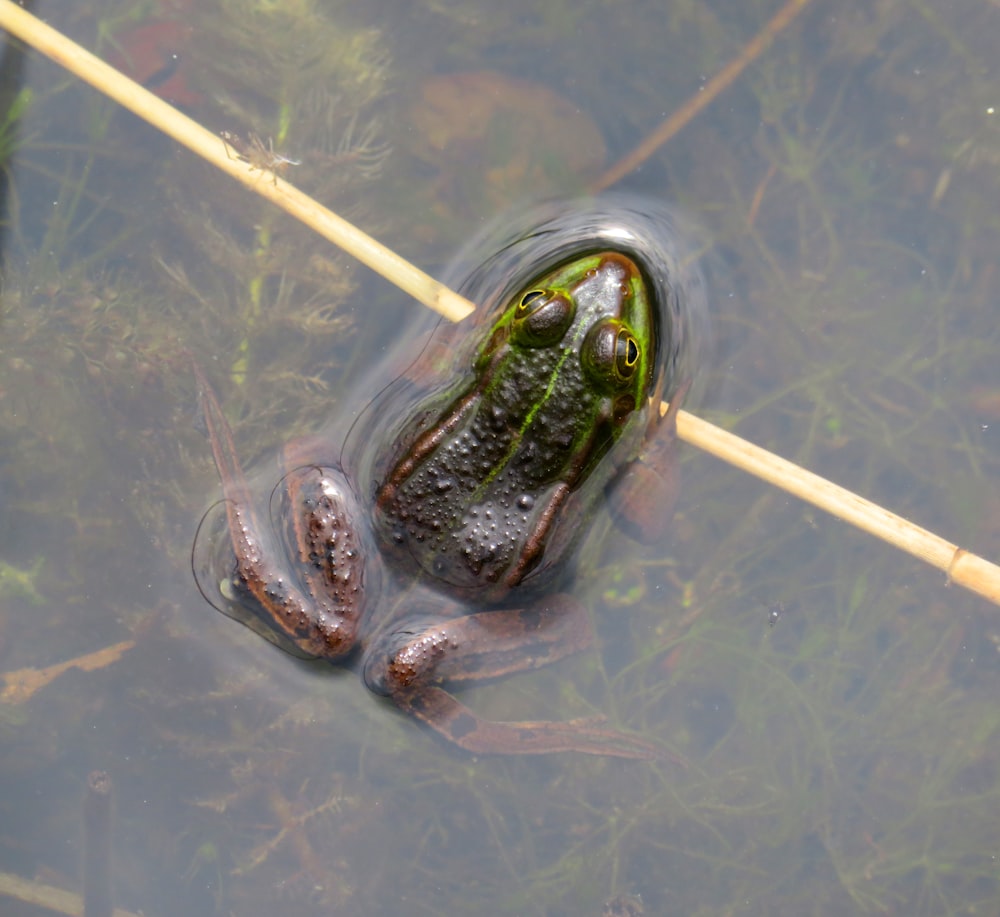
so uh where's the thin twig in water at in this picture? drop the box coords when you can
[589,0,814,192]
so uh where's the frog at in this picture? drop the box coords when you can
[194,201,701,759]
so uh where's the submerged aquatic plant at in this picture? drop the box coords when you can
[141,0,393,440]
[0,3,396,909]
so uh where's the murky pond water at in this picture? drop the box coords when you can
[1,1,998,915]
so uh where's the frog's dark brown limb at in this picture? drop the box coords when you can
[195,367,364,659]
[375,593,592,687]
[366,594,659,758]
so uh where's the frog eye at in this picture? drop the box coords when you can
[581,319,642,392]
[517,289,547,312]
[511,290,575,347]
[616,331,640,376]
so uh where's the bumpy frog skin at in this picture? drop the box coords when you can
[195,200,703,759]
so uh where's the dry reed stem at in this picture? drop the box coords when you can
[0,1,471,322]
[673,407,1000,605]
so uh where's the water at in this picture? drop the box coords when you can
[0,1,998,914]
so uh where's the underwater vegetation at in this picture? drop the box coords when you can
[0,0,998,915]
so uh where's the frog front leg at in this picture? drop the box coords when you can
[195,368,367,659]
[607,378,691,543]
[362,594,662,759]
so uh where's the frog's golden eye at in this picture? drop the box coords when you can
[517,289,547,313]
[581,319,642,392]
[512,291,575,347]
[616,331,640,377]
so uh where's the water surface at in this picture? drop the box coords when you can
[0,1,998,914]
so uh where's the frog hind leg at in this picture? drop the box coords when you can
[363,594,661,759]
[194,365,362,660]
[397,686,662,759]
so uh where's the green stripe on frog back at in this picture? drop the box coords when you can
[471,312,588,498]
